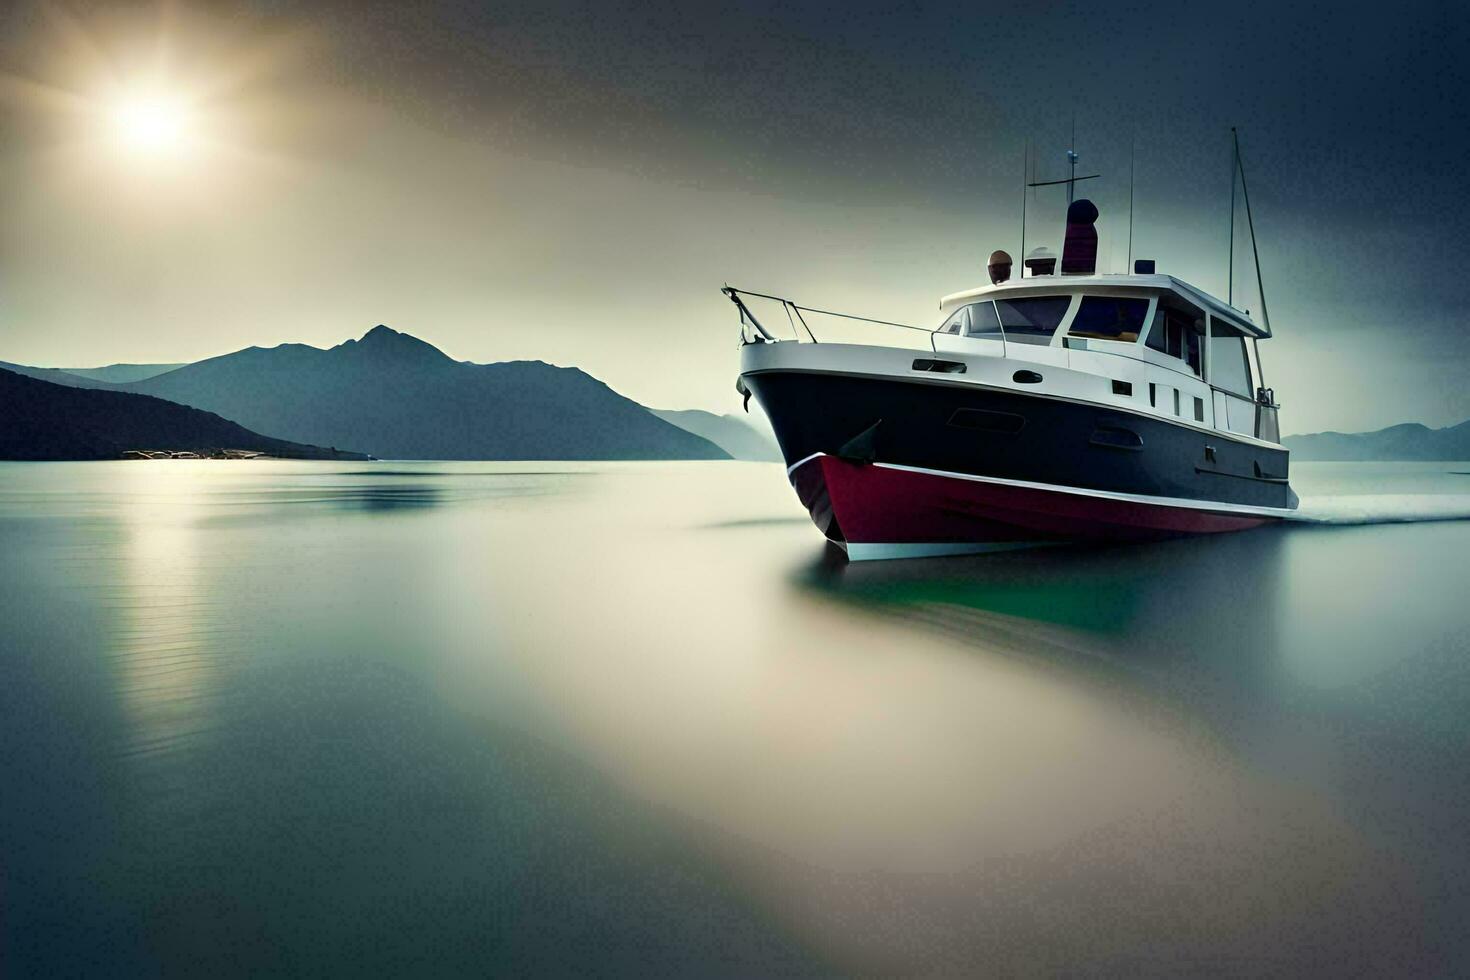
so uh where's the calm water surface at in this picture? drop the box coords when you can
[3,460,1470,975]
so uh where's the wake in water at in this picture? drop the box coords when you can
[1290,495,1470,525]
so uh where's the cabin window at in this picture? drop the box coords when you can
[1145,302,1204,375]
[965,301,1004,337]
[1069,296,1149,342]
[994,296,1071,346]
[938,306,969,335]
[1194,396,1205,422]
[1208,326,1253,397]
[1145,312,1167,353]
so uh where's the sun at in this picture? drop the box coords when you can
[108,92,194,156]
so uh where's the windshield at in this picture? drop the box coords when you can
[1069,296,1149,342]
[994,296,1072,346]
[966,302,1003,337]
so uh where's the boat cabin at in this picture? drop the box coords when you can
[932,274,1279,443]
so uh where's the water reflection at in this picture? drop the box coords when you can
[309,484,444,511]
[792,530,1308,808]
[799,528,1287,662]
[111,467,226,765]
[340,469,597,477]
[795,520,1467,750]
[795,519,1470,887]
[703,516,814,529]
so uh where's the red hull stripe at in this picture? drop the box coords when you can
[793,454,1284,546]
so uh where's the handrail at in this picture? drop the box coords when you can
[722,288,777,343]
[722,286,935,347]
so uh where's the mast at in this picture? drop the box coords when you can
[1228,130,1237,306]
[1233,127,1271,387]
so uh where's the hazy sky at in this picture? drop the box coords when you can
[1,0,1466,434]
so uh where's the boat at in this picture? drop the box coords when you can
[727,135,1298,561]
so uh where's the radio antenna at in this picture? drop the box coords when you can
[1126,134,1136,271]
[1066,113,1079,205]
[1227,130,1237,305]
[1020,139,1029,277]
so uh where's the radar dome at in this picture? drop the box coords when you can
[987,250,1013,284]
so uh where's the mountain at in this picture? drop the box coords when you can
[90,326,727,461]
[1285,420,1470,460]
[0,368,370,461]
[651,409,782,462]
[61,362,186,383]
[0,360,118,390]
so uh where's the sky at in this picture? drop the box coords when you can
[1,0,1467,434]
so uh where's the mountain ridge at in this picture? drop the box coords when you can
[25,325,730,461]
[60,362,186,384]
[0,367,370,461]
[1285,419,1470,460]
[650,409,782,462]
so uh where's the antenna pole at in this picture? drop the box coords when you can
[1127,134,1135,272]
[1235,128,1271,388]
[1020,139,1029,278]
[1228,128,1237,306]
[1235,128,1270,335]
[1067,113,1078,205]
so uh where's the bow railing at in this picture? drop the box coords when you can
[722,286,939,351]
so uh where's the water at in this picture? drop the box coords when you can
[3,460,1470,975]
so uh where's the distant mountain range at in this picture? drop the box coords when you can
[1285,421,1470,461]
[2,327,735,461]
[650,409,782,462]
[0,367,369,461]
[0,360,120,390]
[60,362,186,383]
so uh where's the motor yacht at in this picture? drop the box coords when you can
[727,159,1297,560]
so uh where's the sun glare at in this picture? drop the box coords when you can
[109,93,193,156]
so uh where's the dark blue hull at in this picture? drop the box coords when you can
[744,370,1294,511]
